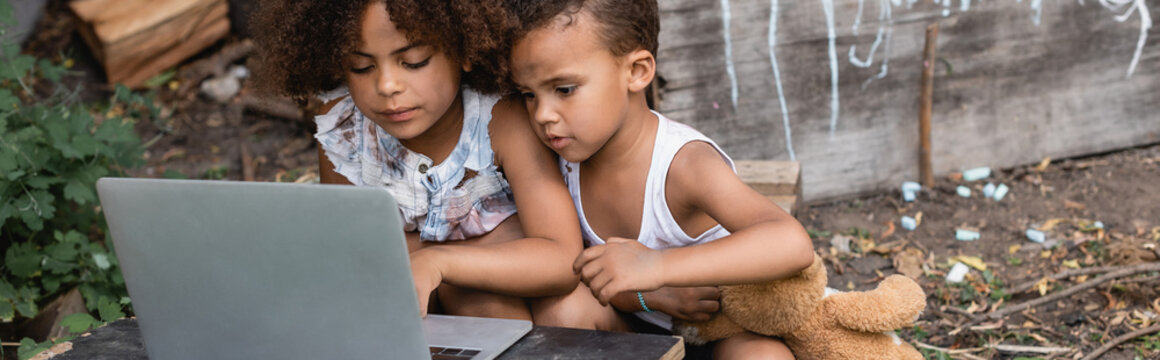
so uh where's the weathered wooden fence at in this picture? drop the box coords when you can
[655,0,1159,201]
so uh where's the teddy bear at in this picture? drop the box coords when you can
[673,254,927,360]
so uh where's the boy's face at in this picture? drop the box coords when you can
[511,14,633,163]
[345,2,464,142]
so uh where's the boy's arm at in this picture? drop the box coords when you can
[410,97,582,298]
[576,141,813,303]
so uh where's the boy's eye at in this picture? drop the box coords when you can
[403,57,432,69]
[556,86,577,95]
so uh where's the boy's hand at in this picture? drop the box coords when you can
[649,286,721,322]
[409,249,445,318]
[573,237,664,305]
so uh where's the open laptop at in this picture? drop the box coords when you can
[96,178,532,360]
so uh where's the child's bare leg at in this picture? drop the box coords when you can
[436,284,532,320]
[530,282,631,331]
[713,332,795,360]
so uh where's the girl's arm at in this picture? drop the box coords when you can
[410,97,583,298]
[318,144,354,185]
[317,98,354,185]
[575,141,814,304]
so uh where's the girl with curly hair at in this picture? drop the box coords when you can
[252,0,581,321]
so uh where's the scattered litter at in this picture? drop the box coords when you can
[1026,229,1046,243]
[946,262,970,283]
[830,234,854,254]
[955,229,981,241]
[200,75,240,103]
[983,182,996,198]
[956,186,971,198]
[1093,221,1104,229]
[229,64,250,79]
[962,167,992,181]
[901,181,922,193]
[901,181,921,202]
[993,183,1009,201]
[901,216,918,231]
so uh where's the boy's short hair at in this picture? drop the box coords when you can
[507,0,659,57]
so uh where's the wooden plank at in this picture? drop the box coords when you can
[69,0,218,43]
[69,0,229,86]
[497,326,684,359]
[767,195,799,217]
[106,4,230,86]
[656,0,1160,201]
[735,160,800,196]
[735,160,801,215]
[39,319,685,360]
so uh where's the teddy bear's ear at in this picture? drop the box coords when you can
[721,255,827,336]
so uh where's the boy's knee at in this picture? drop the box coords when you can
[530,295,599,329]
[713,333,795,360]
[530,289,628,331]
[438,285,531,321]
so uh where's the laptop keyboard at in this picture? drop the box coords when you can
[429,346,482,360]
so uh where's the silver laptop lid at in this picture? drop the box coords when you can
[97,178,429,360]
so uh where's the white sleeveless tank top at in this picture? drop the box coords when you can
[559,112,736,330]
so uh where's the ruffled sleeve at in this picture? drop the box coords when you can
[313,94,366,186]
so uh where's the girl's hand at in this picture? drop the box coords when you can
[409,249,445,317]
[648,286,721,322]
[573,237,664,305]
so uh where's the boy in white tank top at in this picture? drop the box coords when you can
[506,0,815,358]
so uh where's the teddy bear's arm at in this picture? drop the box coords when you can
[824,275,926,333]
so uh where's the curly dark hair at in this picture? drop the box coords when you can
[505,0,659,58]
[251,0,516,101]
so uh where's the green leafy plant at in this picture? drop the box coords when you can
[0,0,154,347]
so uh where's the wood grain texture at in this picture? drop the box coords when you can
[69,0,229,86]
[656,0,1160,201]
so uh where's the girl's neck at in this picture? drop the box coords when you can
[583,99,658,173]
[398,92,465,165]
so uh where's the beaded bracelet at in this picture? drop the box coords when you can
[637,292,653,312]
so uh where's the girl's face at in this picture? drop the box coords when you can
[345,2,464,143]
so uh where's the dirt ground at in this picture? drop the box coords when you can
[11,2,1160,359]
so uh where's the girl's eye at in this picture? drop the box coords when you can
[403,57,431,69]
[521,92,536,100]
[556,86,577,96]
[350,65,373,74]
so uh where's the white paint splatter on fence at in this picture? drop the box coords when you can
[721,0,739,111]
[749,0,1150,152]
[1099,0,1153,78]
[770,0,796,160]
[822,0,841,137]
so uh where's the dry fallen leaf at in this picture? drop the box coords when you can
[1034,156,1052,172]
[880,221,896,239]
[1009,244,1022,254]
[1061,260,1080,269]
[1039,218,1069,232]
[1064,200,1086,210]
[1036,278,1051,296]
[893,248,926,280]
[951,256,987,271]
